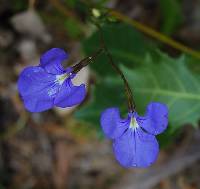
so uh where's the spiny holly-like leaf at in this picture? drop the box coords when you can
[82,23,154,76]
[122,52,200,129]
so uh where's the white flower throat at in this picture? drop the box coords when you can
[129,117,139,130]
[56,73,69,85]
[47,73,69,97]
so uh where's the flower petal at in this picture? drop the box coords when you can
[18,66,60,112]
[113,128,159,168]
[54,79,86,108]
[100,108,129,139]
[40,48,68,74]
[113,130,135,168]
[137,102,168,135]
[134,128,159,167]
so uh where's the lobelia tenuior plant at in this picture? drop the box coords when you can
[18,25,168,168]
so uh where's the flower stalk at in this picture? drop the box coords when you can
[72,47,104,74]
[95,23,136,112]
[72,22,136,112]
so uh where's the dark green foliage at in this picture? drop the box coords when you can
[159,0,183,35]
[82,23,154,76]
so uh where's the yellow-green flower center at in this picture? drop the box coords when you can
[129,117,139,130]
[56,73,68,85]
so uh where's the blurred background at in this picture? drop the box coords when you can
[0,0,200,188]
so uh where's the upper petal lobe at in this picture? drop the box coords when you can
[100,108,129,139]
[40,48,68,74]
[137,102,168,135]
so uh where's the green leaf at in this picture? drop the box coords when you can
[64,0,77,7]
[75,82,126,127]
[122,52,200,129]
[159,0,183,35]
[64,18,82,39]
[82,23,154,76]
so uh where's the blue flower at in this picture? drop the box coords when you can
[100,102,168,168]
[18,48,86,112]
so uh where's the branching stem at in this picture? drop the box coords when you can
[71,25,136,112]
